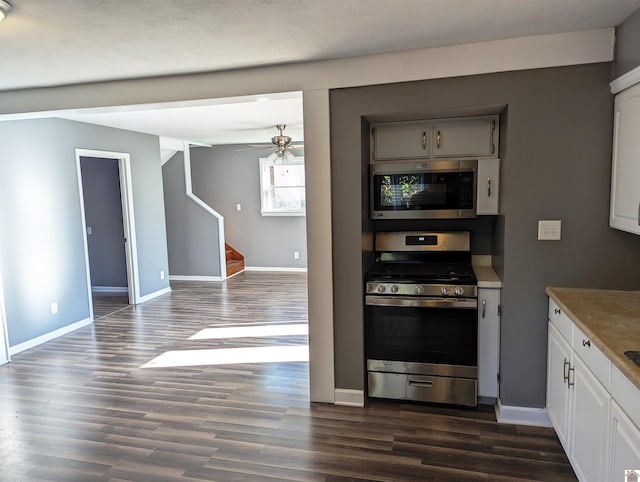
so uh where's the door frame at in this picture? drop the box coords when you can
[0,269,10,365]
[76,149,140,306]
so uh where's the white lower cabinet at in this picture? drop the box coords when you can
[547,323,572,447]
[608,401,640,481]
[547,297,640,482]
[570,355,610,482]
[477,288,500,398]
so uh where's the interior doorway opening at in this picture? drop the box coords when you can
[76,149,140,319]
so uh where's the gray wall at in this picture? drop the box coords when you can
[190,145,307,269]
[614,7,640,78]
[162,151,222,277]
[329,63,640,407]
[0,117,169,346]
[80,157,128,289]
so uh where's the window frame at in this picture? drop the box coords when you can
[259,156,306,216]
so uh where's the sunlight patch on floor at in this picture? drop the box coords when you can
[190,323,308,340]
[141,345,309,368]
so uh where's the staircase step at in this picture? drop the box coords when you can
[226,259,245,277]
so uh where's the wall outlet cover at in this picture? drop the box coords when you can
[50,302,58,315]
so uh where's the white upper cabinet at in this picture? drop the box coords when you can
[432,115,498,159]
[476,158,500,215]
[371,115,500,162]
[372,121,431,161]
[610,80,640,235]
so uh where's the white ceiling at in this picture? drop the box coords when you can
[1,0,639,144]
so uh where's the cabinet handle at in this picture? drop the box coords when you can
[582,339,591,348]
[436,130,441,149]
[563,358,570,383]
[482,299,486,318]
[567,365,575,389]
[554,308,561,315]
[372,127,377,158]
[637,200,639,226]
[491,119,496,155]
[422,131,427,150]
[487,178,492,197]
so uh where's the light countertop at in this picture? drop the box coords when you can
[472,256,502,288]
[546,287,640,390]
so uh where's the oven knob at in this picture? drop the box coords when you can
[415,285,424,295]
[390,284,399,293]
[454,286,465,296]
[441,287,450,296]
[377,284,386,293]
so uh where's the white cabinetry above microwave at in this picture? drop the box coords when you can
[610,71,640,236]
[371,115,499,162]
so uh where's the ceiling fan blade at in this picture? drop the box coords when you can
[290,144,304,150]
[236,144,273,152]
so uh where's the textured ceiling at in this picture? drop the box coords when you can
[1,0,639,91]
[1,0,639,144]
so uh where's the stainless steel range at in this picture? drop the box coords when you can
[365,231,478,407]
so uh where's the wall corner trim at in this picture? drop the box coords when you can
[334,389,365,407]
[137,286,172,304]
[495,399,553,427]
[8,316,93,356]
[244,266,308,272]
[610,64,640,94]
[168,275,223,282]
[91,286,129,294]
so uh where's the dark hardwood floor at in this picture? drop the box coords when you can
[0,272,576,481]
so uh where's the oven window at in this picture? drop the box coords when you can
[365,305,477,366]
[373,172,474,211]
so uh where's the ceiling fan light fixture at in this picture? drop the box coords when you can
[0,0,11,22]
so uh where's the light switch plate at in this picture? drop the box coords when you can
[236,203,242,211]
[538,220,562,240]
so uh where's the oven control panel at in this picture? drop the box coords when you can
[366,282,477,298]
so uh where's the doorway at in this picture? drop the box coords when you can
[76,149,140,314]
[0,270,10,365]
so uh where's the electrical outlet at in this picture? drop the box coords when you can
[87,226,92,235]
[50,302,58,315]
[538,220,562,241]
[160,270,165,280]
[236,203,242,211]
[294,251,300,260]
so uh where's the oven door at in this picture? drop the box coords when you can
[365,296,477,367]
[370,160,477,219]
[365,295,478,406]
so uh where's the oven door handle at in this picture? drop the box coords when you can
[365,295,477,309]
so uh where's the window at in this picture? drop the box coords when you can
[259,156,305,216]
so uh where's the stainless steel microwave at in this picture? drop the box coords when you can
[370,159,477,219]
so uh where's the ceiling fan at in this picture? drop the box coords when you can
[238,124,304,162]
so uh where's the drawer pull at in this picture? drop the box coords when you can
[409,380,433,389]
[582,339,591,348]
[554,308,561,315]
[567,366,575,389]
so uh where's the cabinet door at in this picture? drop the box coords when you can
[476,159,500,215]
[570,356,610,482]
[478,288,500,398]
[608,401,640,482]
[372,122,430,160]
[433,116,497,158]
[547,322,572,449]
[610,83,640,235]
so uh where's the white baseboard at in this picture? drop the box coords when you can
[245,266,308,272]
[334,389,365,407]
[169,275,224,282]
[9,316,93,356]
[92,286,128,294]
[137,286,172,304]
[495,399,552,427]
